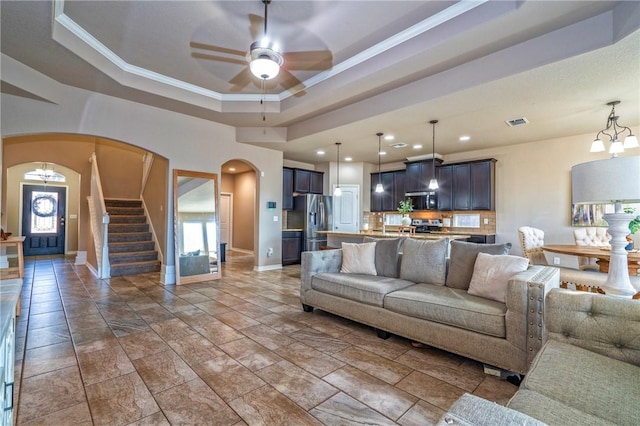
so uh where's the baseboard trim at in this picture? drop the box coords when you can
[161,264,176,285]
[74,251,87,265]
[253,264,282,272]
[231,248,254,255]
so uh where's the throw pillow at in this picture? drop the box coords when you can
[340,242,378,275]
[400,238,448,285]
[467,252,529,303]
[363,237,403,278]
[446,241,513,290]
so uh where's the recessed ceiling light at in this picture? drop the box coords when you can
[316,150,325,155]
[379,151,386,156]
[413,144,422,149]
[459,135,471,142]
[384,135,395,140]
[344,157,352,162]
[229,167,236,171]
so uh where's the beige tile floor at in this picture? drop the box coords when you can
[13,251,517,425]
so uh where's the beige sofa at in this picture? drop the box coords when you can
[300,238,561,374]
[438,288,640,425]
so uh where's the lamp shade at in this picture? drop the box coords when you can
[250,57,280,80]
[571,156,640,204]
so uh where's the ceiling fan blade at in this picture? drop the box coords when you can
[279,69,306,97]
[229,67,253,92]
[283,50,333,71]
[248,13,264,40]
[190,41,246,58]
[192,52,247,66]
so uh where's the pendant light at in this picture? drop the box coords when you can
[428,120,439,190]
[374,132,384,193]
[334,142,342,197]
[590,101,639,156]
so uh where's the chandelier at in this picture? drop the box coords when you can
[37,163,55,184]
[590,101,639,156]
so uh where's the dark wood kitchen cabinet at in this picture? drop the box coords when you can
[370,170,405,212]
[404,160,441,194]
[437,159,495,211]
[437,165,453,211]
[283,167,294,210]
[293,169,323,194]
[282,230,303,265]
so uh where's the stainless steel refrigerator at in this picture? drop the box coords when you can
[289,194,333,251]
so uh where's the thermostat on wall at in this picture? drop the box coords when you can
[267,201,276,209]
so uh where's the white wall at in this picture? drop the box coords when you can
[1,62,284,282]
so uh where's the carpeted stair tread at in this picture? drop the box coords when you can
[104,199,143,208]
[110,260,161,277]
[109,215,147,224]
[109,250,157,264]
[106,207,145,216]
[108,241,155,253]
[109,223,149,233]
[108,232,152,243]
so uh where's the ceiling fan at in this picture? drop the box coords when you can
[191,0,332,94]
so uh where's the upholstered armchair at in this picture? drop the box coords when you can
[518,226,548,265]
[573,227,611,271]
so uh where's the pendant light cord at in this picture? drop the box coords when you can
[377,132,383,185]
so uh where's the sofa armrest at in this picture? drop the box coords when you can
[545,288,640,367]
[300,249,342,301]
[505,265,560,366]
[436,393,546,426]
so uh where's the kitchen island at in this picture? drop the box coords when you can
[316,230,471,249]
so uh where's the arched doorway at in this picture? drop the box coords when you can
[6,162,81,258]
[220,159,257,270]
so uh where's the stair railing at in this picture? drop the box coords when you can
[88,153,110,278]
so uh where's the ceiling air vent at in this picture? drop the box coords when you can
[390,142,408,148]
[505,117,529,127]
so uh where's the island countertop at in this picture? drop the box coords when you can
[316,231,471,240]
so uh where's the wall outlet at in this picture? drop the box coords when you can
[483,217,489,225]
[273,215,279,222]
[553,257,560,265]
[267,247,273,257]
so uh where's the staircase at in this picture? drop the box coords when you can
[105,199,161,277]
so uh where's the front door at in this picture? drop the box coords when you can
[22,185,66,256]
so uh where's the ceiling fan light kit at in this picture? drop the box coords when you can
[248,41,284,80]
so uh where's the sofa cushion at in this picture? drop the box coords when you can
[437,393,547,426]
[363,237,403,278]
[467,253,529,303]
[311,272,415,307]
[446,241,513,290]
[508,390,611,426]
[384,284,507,337]
[340,242,377,275]
[399,238,448,285]
[510,339,640,425]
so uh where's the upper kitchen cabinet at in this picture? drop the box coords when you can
[293,169,324,194]
[438,159,496,211]
[404,160,442,194]
[437,165,453,211]
[283,167,294,210]
[470,160,495,210]
[370,170,405,212]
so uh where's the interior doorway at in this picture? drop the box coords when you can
[221,159,257,270]
[220,193,232,252]
[332,184,360,234]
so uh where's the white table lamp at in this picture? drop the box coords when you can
[572,156,640,297]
